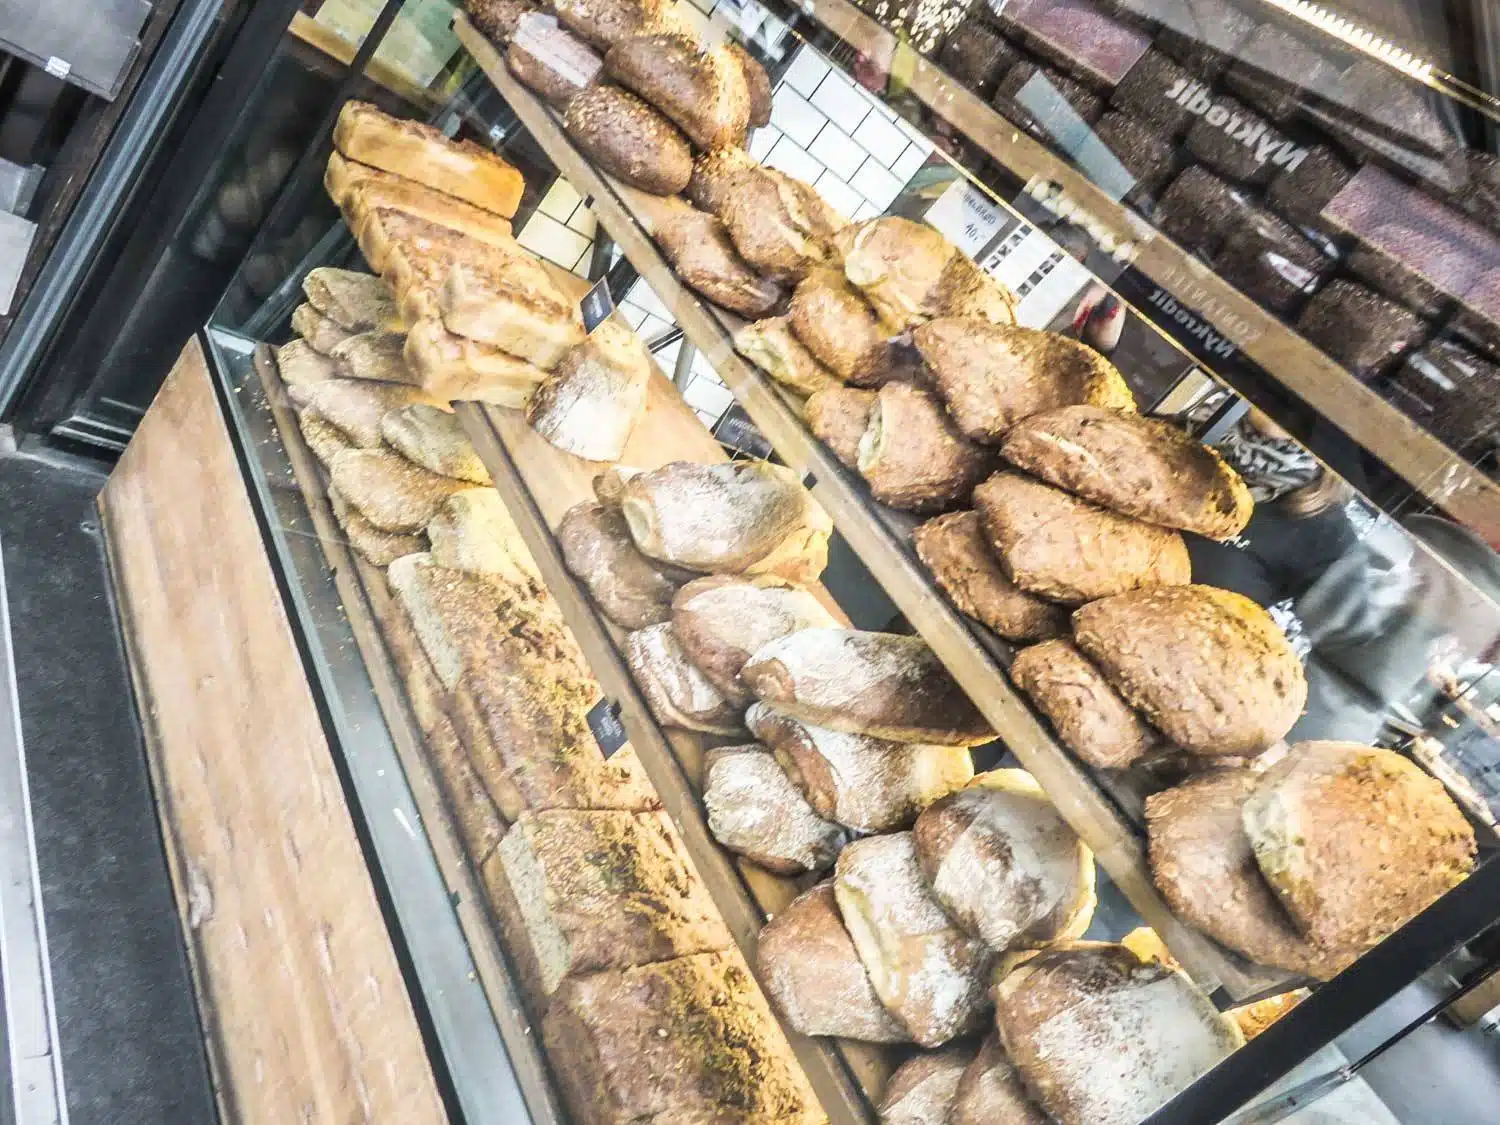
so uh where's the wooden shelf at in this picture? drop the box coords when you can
[455,12,1292,1005]
[797,0,1500,546]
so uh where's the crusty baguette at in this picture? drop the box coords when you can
[742,628,994,746]
[287,377,443,448]
[756,881,908,1042]
[563,85,693,195]
[974,471,1191,604]
[655,203,784,318]
[333,100,523,217]
[276,337,339,386]
[702,745,845,875]
[298,411,352,468]
[526,320,651,463]
[625,623,744,735]
[1001,405,1254,540]
[1009,638,1158,769]
[303,266,400,332]
[734,316,840,396]
[720,165,844,283]
[558,500,688,628]
[805,385,877,470]
[951,1034,1049,1125]
[879,1046,974,1125]
[402,317,545,405]
[604,34,750,151]
[857,382,995,513]
[327,482,427,566]
[1072,585,1307,756]
[426,489,542,587]
[291,303,354,355]
[329,330,410,384]
[507,12,602,107]
[913,510,1066,641]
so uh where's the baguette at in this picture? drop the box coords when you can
[328,151,515,244]
[558,500,688,628]
[951,1034,1049,1125]
[329,448,470,534]
[291,303,354,354]
[526,320,651,462]
[298,411,352,468]
[1009,639,1158,769]
[287,377,443,448]
[275,338,338,387]
[655,204,784,318]
[303,266,400,332]
[879,1047,973,1125]
[426,489,543,587]
[327,483,428,566]
[856,382,995,513]
[805,385,876,470]
[604,34,751,151]
[742,628,993,745]
[329,330,410,384]
[403,317,546,406]
[702,745,846,874]
[563,85,693,195]
[381,404,491,483]
[626,623,744,735]
[720,165,844,283]
[507,12,603,107]
[734,317,840,396]
[913,511,1066,641]
[333,100,523,217]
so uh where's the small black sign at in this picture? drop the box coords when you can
[713,403,774,459]
[581,276,615,334]
[586,697,628,757]
[801,469,817,491]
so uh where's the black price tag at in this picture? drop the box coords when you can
[713,403,774,459]
[801,469,817,491]
[581,276,614,334]
[587,697,628,757]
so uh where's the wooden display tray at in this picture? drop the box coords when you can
[454,13,1293,1005]
[797,0,1500,546]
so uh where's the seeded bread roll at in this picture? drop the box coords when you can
[328,330,410,385]
[1147,770,1353,980]
[671,576,838,706]
[734,316,840,396]
[563,85,693,195]
[721,166,845,283]
[1009,639,1157,769]
[329,448,471,534]
[914,319,1137,443]
[838,217,955,331]
[277,338,339,386]
[951,1034,1049,1125]
[655,204,784,317]
[303,266,400,332]
[467,0,533,42]
[558,500,689,628]
[914,770,1096,951]
[857,382,996,513]
[1243,742,1476,956]
[380,404,493,483]
[742,628,993,746]
[551,0,667,50]
[728,42,772,126]
[756,881,909,1042]
[788,268,907,386]
[327,483,427,566]
[835,832,995,1046]
[605,34,750,150]
[994,943,1243,1125]
[292,303,354,354]
[931,252,1020,325]
[526,321,651,463]
[403,318,546,406]
[507,12,603,107]
[299,411,352,468]
[805,385,877,470]
[974,472,1192,604]
[1001,406,1254,540]
[747,703,974,832]
[1072,585,1307,757]
[913,511,1066,641]
[626,622,744,734]
[878,1046,974,1125]
[702,745,846,874]
[427,489,542,586]
[685,146,755,215]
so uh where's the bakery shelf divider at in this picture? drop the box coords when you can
[793,0,1500,545]
[454,12,1291,1006]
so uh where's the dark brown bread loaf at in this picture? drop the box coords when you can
[468,0,533,42]
[1010,639,1157,769]
[1072,584,1307,756]
[727,42,772,126]
[507,13,602,106]
[563,85,692,194]
[878,1046,974,1125]
[557,500,688,628]
[951,1034,1049,1125]
[789,268,916,387]
[857,382,996,513]
[913,511,1066,641]
[604,34,750,150]
[685,146,755,215]
[805,385,877,470]
[551,0,667,49]
[655,204,784,318]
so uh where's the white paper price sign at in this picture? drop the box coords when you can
[922,179,1004,259]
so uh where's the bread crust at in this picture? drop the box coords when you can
[734,316,840,396]
[805,385,876,470]
[702,746,845,874]
[564,85,693,194]
[914,511,1066,641]
[951,1034,1049,1125]
[878,1046,974,1125]
[558,500,686,628]
[299,412,352,469]
[333,152,515,251]
[604,34,751,150]
[426,489,543,586]
[402,317,546,403]
[656,205,784,317]
[857,382,996,513]
[1009,638,1157,768]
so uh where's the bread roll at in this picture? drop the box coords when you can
[756,881,908,1042]
[1243,742,1476,956]
[299,412,352,468]
[805,385,876,470]
[728,43,772,126]
[526,321,651,462]
[913,511,1066,641]
[303,266,399,332]
[380,404,492,483]
[626,623,743,734]
[440,243,586,369]
[878,1046,974,1125]
[563,85,693,195]
[858,382,995,512]
[655,204,783,317]
[489,808,732,1003]
[291,303,353,354]
[604,34,750,150]
[671,576,837,705]
[734,316,840,396]
[508,12,603,106]
[1072,585,1307,756]
[974,472,1191,604]
[789,269,914,387]
[333,100,523,217]
[543,951,823,1125]
[721,166,844,282]
[994,944,1243,1125]
[742,628,993,746]
[467,0,532,42]
[951,1034,1049,1125]
[331,152,515,245]
[914,320,1136,444]
[913,770,1096,951]
[1001,406,1253,540]
[329,330,410,384]
[330,448,470,534]
[839,217,956,331]
[327,483,427,566]
[427,489,543,587]
[1009,639,1157,769]
[747,703,973,832]
[552,0,667,49]
[1147,770,1352,979]
[932,251,1020,324]
[618,459,830,579]
[702,745,846,874]
[403,317,545,406]
[276,338,338,386]
[558,500,688,628]
[685,146,755,215]
[834,833,995,1046]
[288,377,442,448]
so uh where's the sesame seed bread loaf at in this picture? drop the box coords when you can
[558,500,690,628]
[950,1034,1049,1125]
[720,165,845,283]
[702,745,846,875]
[526,320,652,463]
[789,269,916,388]
[837,217,957,332]
[326,483,427,566]
[563,85,694,195]
[298,411,352,469]
[686,146,756,215]
[728,42,772,126]
[878,1046,974,1125]
[805,385,876,470]
[604,34,751,151]
[551,0,669,50]
[287,377,442,448]
[655,204,785,318]
[857,382,996,513]
[1009,638,1158,769]
[913,510,1067,641]
[466,0,534,43]
[507,12,602,107]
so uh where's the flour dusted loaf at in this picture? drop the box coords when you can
[702,745,845,875]
[543,950,825,1125]
[734,317,840,396]
[1243,742,1476,956]
[287,377,441,448]
[507,12,603,106]
[291,304,353,354]
[671,576,838,706]
[564,85,693,195]
[655,203,784,318]
[1001,406,1254,540]
[857,382,995,513]
[915,320,1136,444]
[403,318,546,406]
[605,34,751,151]
[559,500,688,628]
[329,330,409,384]
[1072,585,1307,756]
[488,808,731,1004]
[974,472,1191,604]
[1009,639,1158,769]
[330,448,469,534]
[327,483,427,566]
[951,1034,1049,1125]
[333,100,523,216]
[835,832,995,1046]
[380,404,492,483]
[1146,770,1352,979]
[914,770,1096,951]
[748,703,974,832]
[302,266,400,332]
[878,1046,974,1125]
[626,623,743,734]
[805,385,876,470]
[756,881,908,1042]
[426,489,542,587]
[619,459,831,582]
[914,511,1066,641]
[994,943,1243,1125]
[721,165,844,283]
[789,269,915,387]
[743,628,993,745]
[552,0,669,49]
[526,320,651,462]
